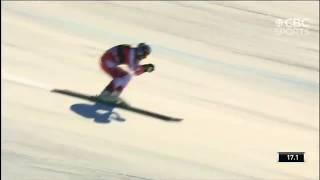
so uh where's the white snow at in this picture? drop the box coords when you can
[2,1,319,180]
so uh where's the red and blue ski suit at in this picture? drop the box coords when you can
[100,44,146,94]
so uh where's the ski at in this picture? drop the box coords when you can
[51,89,183,121]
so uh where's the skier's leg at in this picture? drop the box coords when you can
[100,57,120,94]
[99,72,131,103]
[112,73,132,95]
[102,80,114,93]
[100,62,131,97]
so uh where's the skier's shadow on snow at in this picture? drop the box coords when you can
[70,103,125,123]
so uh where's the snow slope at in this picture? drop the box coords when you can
[2,1,319,180]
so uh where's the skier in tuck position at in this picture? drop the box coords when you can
[99,43,154,102]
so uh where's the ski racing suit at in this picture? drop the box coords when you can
[100,44,149,95]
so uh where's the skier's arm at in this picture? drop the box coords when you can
[127,49,154,75]
[134,64,155,75]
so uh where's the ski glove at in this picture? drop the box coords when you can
[142,64,155,73]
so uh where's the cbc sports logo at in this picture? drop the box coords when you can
[274,18,310,36]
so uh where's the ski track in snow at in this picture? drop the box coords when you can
[3,74,52,91]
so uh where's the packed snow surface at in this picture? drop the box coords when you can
[2,1,319,180]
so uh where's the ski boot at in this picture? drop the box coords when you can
[98,91,123,105]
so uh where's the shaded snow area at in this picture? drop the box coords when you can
[2,1,319,180]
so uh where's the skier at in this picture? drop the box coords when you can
[99,43,154,102]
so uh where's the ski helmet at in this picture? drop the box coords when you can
[136,43,151,59]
